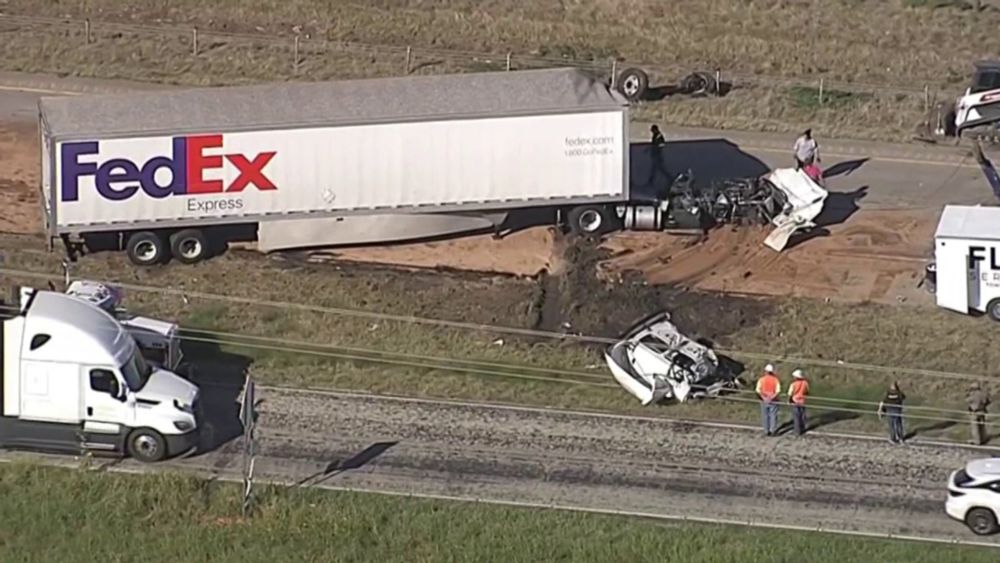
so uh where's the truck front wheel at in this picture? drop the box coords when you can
[126,231,168,266]
[127,428,167,463]
[169,229,210,264]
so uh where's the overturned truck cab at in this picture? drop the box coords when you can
[603,312,742,405]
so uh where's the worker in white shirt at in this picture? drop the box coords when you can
[793,129,820,170]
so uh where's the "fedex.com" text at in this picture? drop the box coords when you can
[564,136,616,157]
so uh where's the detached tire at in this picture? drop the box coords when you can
[987,299,1000,322]
[616,67,649,101]
[169,229,209,265]
[567,205,615,237]
[126,231,168,266]
[127,428,167,463]
[965,507,1000,536]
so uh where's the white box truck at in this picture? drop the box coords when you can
[38,67,825,266]
[0,288,200,461]
[930,204,1000,321]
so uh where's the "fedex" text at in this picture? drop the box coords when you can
[60,134,277,202]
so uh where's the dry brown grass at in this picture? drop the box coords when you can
[0,1,993,141]
[8,0,996,87]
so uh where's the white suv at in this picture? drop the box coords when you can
[946,457,1000,536]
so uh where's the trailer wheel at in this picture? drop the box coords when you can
[126,231,168,266]
[169,229,209,264]
[567,205,614,236]
[987,299,1000,322]
[127,428,167,463]
[616,67,649,102]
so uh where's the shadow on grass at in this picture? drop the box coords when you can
[905,419,958,441]
[806,408,861,432]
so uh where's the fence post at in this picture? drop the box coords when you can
[923,85,930,114]
[293,35,300,72]
[192,27,199,56]
[715,68,721,97]
[610,58,617,85]
[84,19,91,44]
[506,52,512,71]
[405,46,412,74]
[818,78,825,106]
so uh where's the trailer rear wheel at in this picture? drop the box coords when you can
[127,428,167,463]
[567,205,614,236]
[169,229,209,264]
[126,231,167,266]
[987,299,1000,322]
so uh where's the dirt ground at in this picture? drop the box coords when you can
[601,208,936,305]
[0,123,39,235]
[0,121,935,307]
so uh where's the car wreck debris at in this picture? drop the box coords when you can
[604,312,743,405]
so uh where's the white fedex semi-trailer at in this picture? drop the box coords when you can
[39,67,823,266]
[38,68,639,266]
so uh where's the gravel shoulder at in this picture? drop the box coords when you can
[150,387,1000,545]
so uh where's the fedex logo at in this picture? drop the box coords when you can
[60,134,277,202]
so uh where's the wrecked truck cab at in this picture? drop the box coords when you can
[761,168,829,252]
[604,312,741,405]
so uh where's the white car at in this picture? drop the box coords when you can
[604,312,741,405]
[954,60,1000,138]
[946,457,1000,536]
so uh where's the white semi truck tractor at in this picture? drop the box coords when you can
[0,288,199,462]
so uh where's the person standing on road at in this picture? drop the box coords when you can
[877,381,906,444]
[793,129,820,170]
[756,364,782,436]
[650,124,666,146]
[787,369,810,436]
[967,382,991,446]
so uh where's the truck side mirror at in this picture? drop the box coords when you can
[89,369,123,400]
[109,378,123,401]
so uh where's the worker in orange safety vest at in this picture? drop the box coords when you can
[756,364,782,436]
[787,369,810,436]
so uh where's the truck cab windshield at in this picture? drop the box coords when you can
[120,348,153,392]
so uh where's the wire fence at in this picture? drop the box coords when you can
[0,13,956,111]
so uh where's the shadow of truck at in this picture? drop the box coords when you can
[178,340,252,456]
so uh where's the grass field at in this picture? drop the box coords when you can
[0,235,994,441]
[0,461,994,563]
[0,1,996,141]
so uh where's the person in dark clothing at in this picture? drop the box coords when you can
[877,381,906,444]
[650,125,666,146]
[967,382,991,446]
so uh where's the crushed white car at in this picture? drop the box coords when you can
[604,312,742,405]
